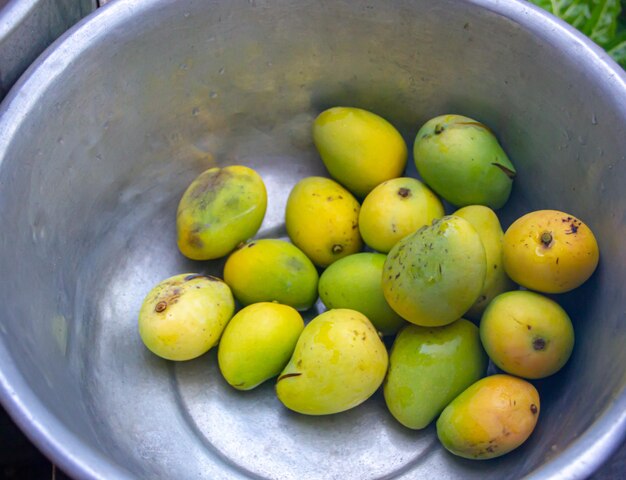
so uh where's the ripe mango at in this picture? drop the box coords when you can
[177,165,267,260]
[138,273,235,361]
[275,309,388,415]
[453,205,516,320]
[413,114,516,209]
[318,253,406,336]
[223,239,319,311]
[503,209,599,293]
[217,302,304,390]
[382,215,486,327]
[285,176,362,267]
[480,290,574,379]
[436,374,540,459]
[384,319,487,429]
[313,106,407,198]
[359,177,445,253]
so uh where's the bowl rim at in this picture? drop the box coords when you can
[0,0,624,479]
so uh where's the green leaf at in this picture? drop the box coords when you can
[529,0,625,68]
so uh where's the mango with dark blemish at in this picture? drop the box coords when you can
[359,177,445,253]
[453,205,516,320]
[217,302,304,390]
[503,209,599,293]
[223,239,319,311]
[176,165,267,260]
[384,319,487,429]
[436,374,540,460]
[318,252,406,335]
[138,273,235,361]
[313,106,407,198]
[276,309,388,415]
[285,176,362,267]
[413,114,516,209]
[382,215,486,327]
[480,290,574,379]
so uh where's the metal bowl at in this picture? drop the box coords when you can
[0,0,95,98]
[0,0,625,478]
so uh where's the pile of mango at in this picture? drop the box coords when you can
[138,108,599,460]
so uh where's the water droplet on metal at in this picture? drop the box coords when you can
[591,113,597,125]
[219,67,225,75]
[192,107,200,116]
[210,91,218,99]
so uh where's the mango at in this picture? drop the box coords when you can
[480,290,574,379]
[285,176,363,267]
[218,302,304,390]
[384,319,487,429]
[382,215,486,327]
[223,239,319,311]
[503,209,599,293]
[313,106,407,198]
[436,374,540,460]
[276,309,388,415]
[453,205,516,320]
[138,273,235,361]
[359,177,445,253]
[318,253,406,336]
[177,165,267,260]
[413,114,516,209]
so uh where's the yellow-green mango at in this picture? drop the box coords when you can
[313,107,407,198]
[285,176,362,267]
[480,290,574,379]
[276,309,388,415]
[218,302,304,390]
[382,216,486,327]
[436,374,540,459]
[138,273,235,361]
[177,165,267,260]
[359,177,445,253]
[223,239,319,311]
[413,114,516,209]
[318,253,406,335]
[384,320,487,429]
[453,205,516,320]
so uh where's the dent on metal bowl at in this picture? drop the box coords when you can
[0,0,625,479]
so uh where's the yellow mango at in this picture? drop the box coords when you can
[453,205,516,319]
[223,239,319,311]
[218,302,304,390]
[436,374,540,460]
[276,309,388,415]
[138,273,235,361]
[285,176,362,267]
[359,177,444,253]
[313,106,407,198]
[176,165,267,260]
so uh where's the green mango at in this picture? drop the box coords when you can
[276,309,388,415]
[223,239,319,311]
[218,302,304,390]
[383,319,487,429]
[318,253,406,335]
[453,205,516,320]
[413,114,516,209]
[138,273,235,361]
[177,165,267,260]
[382,215,486,327]
[436,374,540,459]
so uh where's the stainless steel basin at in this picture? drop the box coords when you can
[0,1,624,479]
[0,0,95,98]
